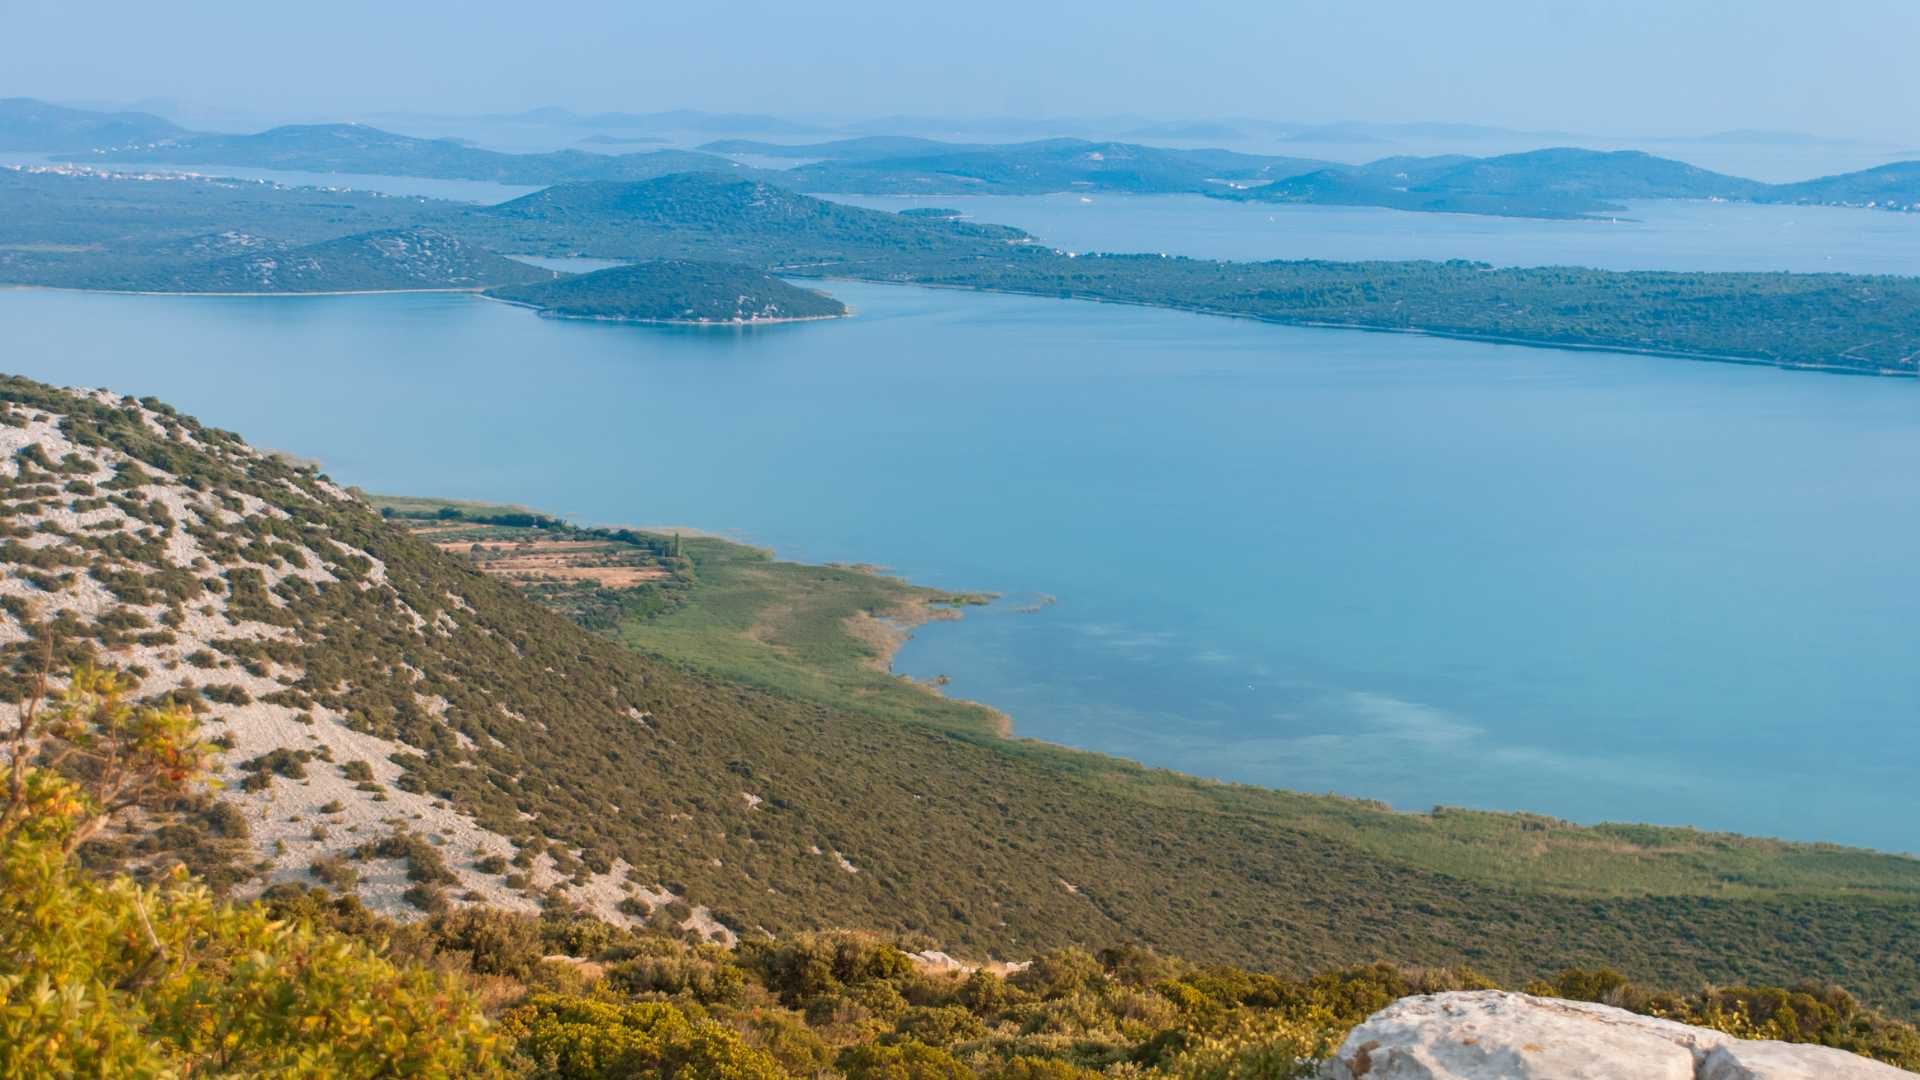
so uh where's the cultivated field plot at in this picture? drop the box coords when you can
[402,521,686,625]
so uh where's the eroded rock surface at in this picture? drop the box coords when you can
[1321,991,1913,1079]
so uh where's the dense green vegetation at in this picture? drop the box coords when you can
[896,252,1920,373]
[468,173,1030,264]
[269,899,1920,1077]
[19,685,1920,1079]
[490,260,847,323]
[463,176,1920,374]
[330,485,1920,1020]
[119,225,555,292]
[0,165,432,288]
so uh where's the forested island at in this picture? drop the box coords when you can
[5,165,1919,373]
[489,259,847,323]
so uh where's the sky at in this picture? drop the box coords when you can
[5,0,1917,141]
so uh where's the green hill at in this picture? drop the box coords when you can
[9,376,1920,1017]
[469,172,1033,264]
[137,226,554,292]
[490,260,846,323]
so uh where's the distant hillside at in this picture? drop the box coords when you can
[511,106,821,135]
[701,135,989,160]
[91,122,757,185]
[64,115,1920,215]
[1771,161,1920,210]
[166,226,554,292]
[1243,148,1768,218]
[0,96,183,151]
[54,225,553,293]
[490,259,846,323]
[12,377,1920,1011]
[779,138,1333,195]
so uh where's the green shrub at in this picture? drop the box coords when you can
[839,1039,973,1080]
[503,995,787,1080]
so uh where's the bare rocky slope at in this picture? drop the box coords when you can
[7,375,1920,1015]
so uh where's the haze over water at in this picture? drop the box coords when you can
[7,276,1919,852]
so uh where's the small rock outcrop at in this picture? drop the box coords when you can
[1320,991,1913,1079]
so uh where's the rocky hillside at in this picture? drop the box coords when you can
[489,259,847,323]
[8,376,1920,1014]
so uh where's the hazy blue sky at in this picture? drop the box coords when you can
[6,0,1916,139]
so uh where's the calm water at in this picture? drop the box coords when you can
[19,151,1917,273]
[6,284,1919,852]
[829,193,1920,274]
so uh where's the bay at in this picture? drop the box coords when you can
[5,281,1917,851]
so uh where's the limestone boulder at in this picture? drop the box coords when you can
[1320,991,1912,1079]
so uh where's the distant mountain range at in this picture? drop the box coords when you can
[705,137,1920,216]
[9,98,1919,218]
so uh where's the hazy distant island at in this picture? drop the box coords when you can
[488,259,847,324]
[9,98,1916,219]
[73,115,757,186]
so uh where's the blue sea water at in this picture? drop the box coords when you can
[826,193,1920,274]
[4,282,1918,852]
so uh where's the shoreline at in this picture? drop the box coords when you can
[481,292,850,326]
[848,590,1015,739]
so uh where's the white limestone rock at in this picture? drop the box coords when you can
[1320,991,1913,1079]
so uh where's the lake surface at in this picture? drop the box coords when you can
[6,284,1920,852]
[829,193,1920,275]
